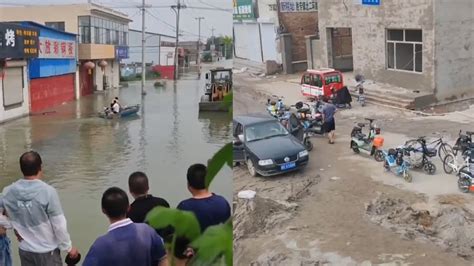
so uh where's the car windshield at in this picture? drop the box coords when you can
[245,121,288,142]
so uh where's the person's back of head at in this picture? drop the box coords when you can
[102,187,129,220]
[187,164,207,191]
[19,151,42,178]
[128,172,149,198]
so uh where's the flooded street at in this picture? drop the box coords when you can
[0,62,232,263]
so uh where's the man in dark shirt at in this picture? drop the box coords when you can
[173,164,231,262]
[127,172,172,242]
[322,97,337,144]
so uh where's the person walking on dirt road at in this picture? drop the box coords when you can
[322,97,337,144]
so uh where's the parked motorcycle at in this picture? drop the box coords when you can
[266,95,285,117]
[295,102,324,136]
[287,112,313,151]
[457,144,474,193]
[383,147,412,183]
[350,118,384,161]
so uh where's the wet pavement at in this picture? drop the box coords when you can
[0,62,232,263]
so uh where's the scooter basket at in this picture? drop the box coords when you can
[373,136,384,148]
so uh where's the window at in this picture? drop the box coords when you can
[324,74,341,85]
[302,74,312,85]
[79,26,91,43]
[80,16,128,45]
[313,74,323,87]
[2,67,24,107]
[106,29,111,44]
[45,22,65,31]
[122,32,128,46]
[94,27,100,44]
[386,29,423,73]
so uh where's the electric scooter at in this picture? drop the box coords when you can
[350,118,384,161]
[383,147,412,183]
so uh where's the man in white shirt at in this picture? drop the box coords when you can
[112,97,121,114]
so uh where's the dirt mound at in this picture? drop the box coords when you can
[234,195,297,242]
[366,194,474,260]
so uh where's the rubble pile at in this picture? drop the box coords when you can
[366,194,474,260]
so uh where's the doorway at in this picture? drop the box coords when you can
[327,27,354,72]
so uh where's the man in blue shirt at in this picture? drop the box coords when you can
[175,164,231,261]
[83,187,168,266]
[322,97,337,144]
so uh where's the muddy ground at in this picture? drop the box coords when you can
[233,71,474,266]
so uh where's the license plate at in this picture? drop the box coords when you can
[281,162,296,170]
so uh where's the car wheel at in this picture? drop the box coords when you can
[247,158,258,177]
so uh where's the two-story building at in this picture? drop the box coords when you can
[0,3,131,98]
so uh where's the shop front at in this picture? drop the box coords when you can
[0,23,38,123]
[19,22,77,113]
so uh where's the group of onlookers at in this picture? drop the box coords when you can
[0,151,231,266]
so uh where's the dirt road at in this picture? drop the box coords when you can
[233,71,474,266]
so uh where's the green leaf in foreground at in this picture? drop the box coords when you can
[146,207,201,241]
[190,220,232,266]
[206,142,233,188]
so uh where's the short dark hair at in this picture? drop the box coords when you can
[128,171,149,195]
[187,164,207,190]
[19,151,42,176]
[101,187,129,219]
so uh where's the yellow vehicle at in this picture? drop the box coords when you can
[199,68,232,112]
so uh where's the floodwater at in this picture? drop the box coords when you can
[0,62,232,264]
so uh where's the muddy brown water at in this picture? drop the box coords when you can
[0,67,231,264]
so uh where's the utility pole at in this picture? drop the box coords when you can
[195,17,204,76]
[210,27,216,59]
[171,0,186,80]
[141,0,146,95]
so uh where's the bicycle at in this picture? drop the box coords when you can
[405,136,452,162]
[443,151,469,175]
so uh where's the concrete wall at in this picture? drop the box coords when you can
[433,0,474,100]
[78,44,115,60]
[257,0,279,24]
[0,63,29,123]
[315,0,436,93]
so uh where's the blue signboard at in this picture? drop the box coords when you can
[115,46,129,59]
[362,0,380,5]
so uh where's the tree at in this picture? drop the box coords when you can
[220,36,233,59]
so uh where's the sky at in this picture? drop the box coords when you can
[1,0,233,41]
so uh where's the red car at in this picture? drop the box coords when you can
[300,69,344,98]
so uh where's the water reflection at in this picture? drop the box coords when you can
[198,112,232,144]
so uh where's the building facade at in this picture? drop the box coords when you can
[309,0,474,103]
[0,23,38,123]
[18,22,77,113]
[0,3,131,97]
[233,0,281,64]
[121,30,176,79]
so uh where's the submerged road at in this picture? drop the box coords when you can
[0,61,232,264]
